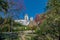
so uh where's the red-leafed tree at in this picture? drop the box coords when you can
[35,14,42,24]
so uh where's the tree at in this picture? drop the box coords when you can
[35,0,60,40]
[46,0,60,39]
[0,0,25,40]
[0,0,25,32]
[0,0,8,12]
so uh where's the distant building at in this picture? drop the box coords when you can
[15,14,34,26]
[15,14,46,26]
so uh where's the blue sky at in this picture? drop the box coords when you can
[21,0,48,19]
[0,0,48,19]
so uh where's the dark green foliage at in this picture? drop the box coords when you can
[35,0,60,40]
[0,17,4,25]
[0,0,8,12]
[0,32,19,40]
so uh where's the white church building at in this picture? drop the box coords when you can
[14,14,33,26]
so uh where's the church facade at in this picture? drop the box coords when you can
[14,14,34,26]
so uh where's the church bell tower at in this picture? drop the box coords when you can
[24,14,29,21]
